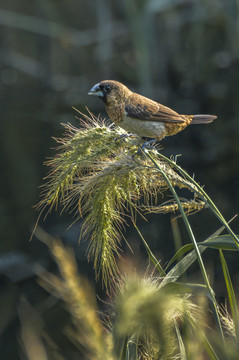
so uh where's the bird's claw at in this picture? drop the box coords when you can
[141,139,157,150]
[132,139,158,160]
[115,133,136,143]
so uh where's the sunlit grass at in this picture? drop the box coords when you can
[31,109,239,359]
[37,110,202,287]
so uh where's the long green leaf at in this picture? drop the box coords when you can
[166,234,239,272]
[165,244,194,271]
[199,235,239,251]
[164,281,207,294]
[161,222,231,287]
[160,246,204,288]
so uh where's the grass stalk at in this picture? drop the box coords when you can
[142,149,225,343]
[154,151,239,248]
[132,219,166,276]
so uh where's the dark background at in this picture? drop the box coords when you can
[1,1,239,358]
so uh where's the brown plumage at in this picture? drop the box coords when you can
[88,80,217,141]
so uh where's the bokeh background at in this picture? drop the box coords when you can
[1,1,239,358]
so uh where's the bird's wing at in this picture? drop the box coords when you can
[125,96,185,123]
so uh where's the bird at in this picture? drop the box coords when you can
[88,80,217,143]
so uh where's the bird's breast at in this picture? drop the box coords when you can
[105,103,124,124]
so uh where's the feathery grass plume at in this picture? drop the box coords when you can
[37,109,201,287]
[36,229,110,360]
[219,305,237,342]
[36,108,138,214]
[207,306,239,360]
[76,154,167,287]
[75,152,199,288]
[113,275,202,360]
[144,198,206,215]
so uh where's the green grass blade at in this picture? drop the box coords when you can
[155,151,239,248]
[199,235,239,251]
[126,340,137,360]
[203,335,220,360]
[165,234,238,272]
[165,281,207,294]
[166,222,235,271]
[144,151,211,288]
[171,218,183,253]
[163,221,234,286]
[165,244,194,270]
[175,323,187,360]
[132,219,166,276]
[113,334,128,360]
[144,151,224,340]
[161,248,200,287]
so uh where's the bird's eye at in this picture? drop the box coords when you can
[104,85,111,93]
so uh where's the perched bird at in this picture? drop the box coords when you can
[88,80,217,142]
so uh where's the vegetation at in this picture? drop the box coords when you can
[28,111,239,359]
[2,1,239,359]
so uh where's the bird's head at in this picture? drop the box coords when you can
[88,80,131,105]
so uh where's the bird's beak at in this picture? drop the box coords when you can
[88,83,104,97]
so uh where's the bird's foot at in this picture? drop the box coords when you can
[132,139,158,160]
[115,133,136,143]
[140,139,158,150]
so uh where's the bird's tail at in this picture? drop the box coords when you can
[189,114,217,124]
